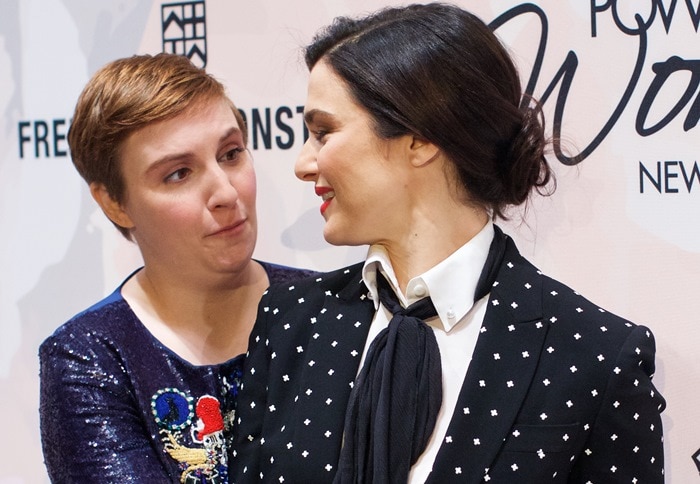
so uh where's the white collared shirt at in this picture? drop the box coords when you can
[360,221,495,483]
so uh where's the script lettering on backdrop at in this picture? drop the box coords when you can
[490,1,700,168]
[16,0,700,199]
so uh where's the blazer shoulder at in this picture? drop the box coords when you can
[500,237,640,338]
[532,270,650,361]
[541,273,635,324]
[263,262,364,300]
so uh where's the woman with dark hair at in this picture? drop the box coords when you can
[231,4,665,483]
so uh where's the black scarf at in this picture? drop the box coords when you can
[334,225,508,483]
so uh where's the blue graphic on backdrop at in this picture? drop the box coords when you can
[162,1,207,67]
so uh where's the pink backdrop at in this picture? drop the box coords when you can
[0,0,697,481]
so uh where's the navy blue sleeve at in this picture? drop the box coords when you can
[39,328,172,483]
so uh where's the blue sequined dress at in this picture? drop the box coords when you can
[39,261,315,483]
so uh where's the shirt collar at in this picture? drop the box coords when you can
[361,221,495,332]
[362,245,398,309]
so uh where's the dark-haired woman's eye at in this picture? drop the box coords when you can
[313,130,328,143]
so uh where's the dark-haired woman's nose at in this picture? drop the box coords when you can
[295,138,318,182]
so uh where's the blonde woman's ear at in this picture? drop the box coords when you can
[89,183,135,229]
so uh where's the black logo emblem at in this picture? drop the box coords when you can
[161,1,207,67]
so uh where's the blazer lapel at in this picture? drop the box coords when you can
[290,265,375,465]
[428,238,550,483]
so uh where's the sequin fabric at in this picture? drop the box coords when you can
[39,261,316,483]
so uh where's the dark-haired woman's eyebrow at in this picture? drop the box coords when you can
[304,109,334,127]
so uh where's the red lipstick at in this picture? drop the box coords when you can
[315,186,335,215]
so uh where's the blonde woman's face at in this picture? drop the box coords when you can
[116,97,258,278]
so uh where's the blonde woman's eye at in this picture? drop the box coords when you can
[221,147,245,162]
[164,167,190,183]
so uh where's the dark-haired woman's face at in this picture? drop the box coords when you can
[296,61,415,247]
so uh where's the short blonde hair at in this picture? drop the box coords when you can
[68,53,247,238]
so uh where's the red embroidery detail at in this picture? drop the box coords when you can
[195,395,224,436]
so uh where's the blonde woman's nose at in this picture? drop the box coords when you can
[207,165,239,209]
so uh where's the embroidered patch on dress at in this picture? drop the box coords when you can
[152,389,229,483]
[151,387,194,430]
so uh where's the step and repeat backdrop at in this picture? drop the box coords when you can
[1,0,698,481]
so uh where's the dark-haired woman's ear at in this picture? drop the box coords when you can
[89,182,135,230]
[408,135,440,168]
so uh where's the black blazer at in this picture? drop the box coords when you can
[231,236,665,483]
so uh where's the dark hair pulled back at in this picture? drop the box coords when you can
[305,3,553,218]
